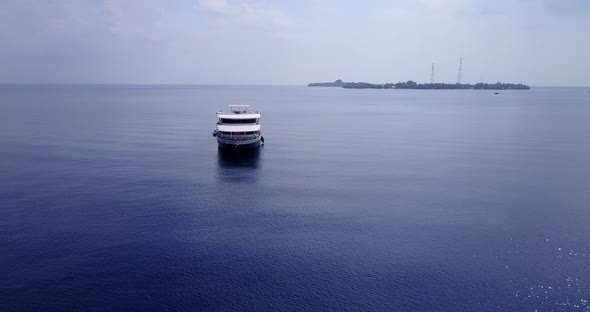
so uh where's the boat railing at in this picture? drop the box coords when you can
[217,121,259,125]
[217,109,260,115]
[216,133,260,141]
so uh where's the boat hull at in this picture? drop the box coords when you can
[217,137,261,150]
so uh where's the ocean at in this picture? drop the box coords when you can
[1,85,589,311]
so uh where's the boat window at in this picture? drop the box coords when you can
[219,131,259,135]
[219,118,257,124]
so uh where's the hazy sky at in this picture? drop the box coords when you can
[0,0,588,85]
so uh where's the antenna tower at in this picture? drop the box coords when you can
[457,57,463,84]
[430,63,435,84]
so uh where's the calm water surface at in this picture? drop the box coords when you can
[1,85,590,311]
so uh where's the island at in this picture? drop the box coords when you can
[308,79,530,90]
[308,79,346,87]
[342,82,393,89]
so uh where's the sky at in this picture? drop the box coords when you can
[0,0,589,86]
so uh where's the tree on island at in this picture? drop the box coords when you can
[308,79,346,87]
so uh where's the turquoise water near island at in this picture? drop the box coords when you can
[1,85,590,311]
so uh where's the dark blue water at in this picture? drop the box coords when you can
[1,85,589,311]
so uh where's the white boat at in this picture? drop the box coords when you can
[212,105,263,150]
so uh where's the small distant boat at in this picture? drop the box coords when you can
[494,92,500,95]
[212,105,263,150]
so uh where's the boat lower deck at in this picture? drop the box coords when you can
[217,137,262,150]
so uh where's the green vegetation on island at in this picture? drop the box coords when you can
[391,81,530,90]
[308,79,530,90]
[308,79,346,87]
[342,82,392,89]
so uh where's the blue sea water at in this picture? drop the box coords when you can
[1,85,590,311]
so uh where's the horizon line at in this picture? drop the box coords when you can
[0,83,588,88]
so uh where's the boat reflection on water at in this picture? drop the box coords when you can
[217,147,261,166]
[216,148,262,182]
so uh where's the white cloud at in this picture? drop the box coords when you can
[415,0,465,12]
[198,0,293,28]
[102,0,167,40]
[199,0,235,15]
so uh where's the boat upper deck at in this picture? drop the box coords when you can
[217,105,260,119]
